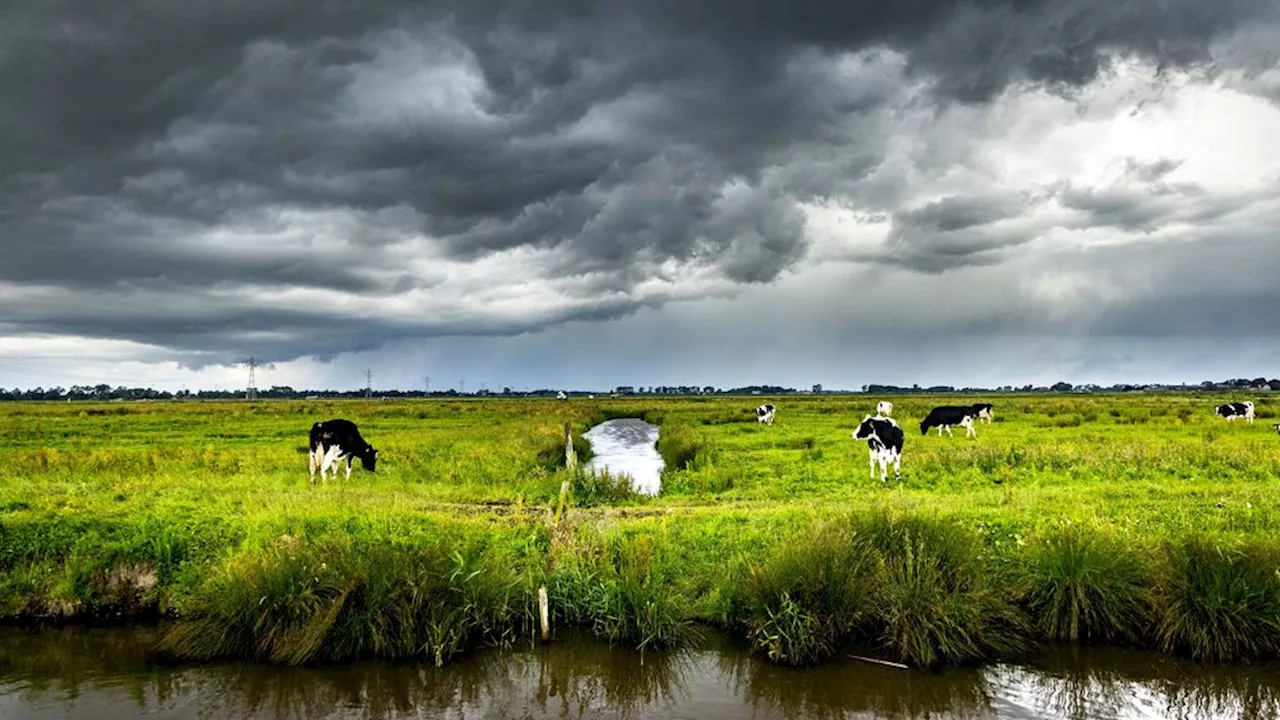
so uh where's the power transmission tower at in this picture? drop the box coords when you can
[246,356,257,401]
[424,375,430,395]
[459,379,465,394]
[365,369,373,399]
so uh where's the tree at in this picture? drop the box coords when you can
[1051,381,1074,392]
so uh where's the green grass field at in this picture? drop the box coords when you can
[2,394,1279,667]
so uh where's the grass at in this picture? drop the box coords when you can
[1,393,1279,666]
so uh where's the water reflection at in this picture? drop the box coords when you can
[1,627,1279,719]
[583,418,663,496]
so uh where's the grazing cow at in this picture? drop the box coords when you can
[309,419,378,483]
[557,391,567,400]
[971,402,994,424]
[920,405,977,438]
[876,400,894,417]
[1215,401,1255,423]
[853,415,904,482]
[756,404,776,425]
[1273,423,1280,436]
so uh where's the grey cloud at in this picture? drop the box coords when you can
[874,193,1039,273]
[3,0,1280,366]
[1056,182,1262,232]
[1124,157,1185,183]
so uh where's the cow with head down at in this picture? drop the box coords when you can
[309,419,378,483]
[920,405,978,438]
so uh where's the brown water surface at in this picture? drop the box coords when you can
[2,626,1279,719]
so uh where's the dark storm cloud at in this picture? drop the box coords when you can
[3,0,1279,365]
[1055,182,1265,232]
[873,193,1039,273]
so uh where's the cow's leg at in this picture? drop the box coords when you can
[320,446,340,480]
[345,457,353,480]
[309,448,318,484]
[869,452,876,479]
[945,425,953,437]
[893,451,901,481]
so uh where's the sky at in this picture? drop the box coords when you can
[4,0,1280,393]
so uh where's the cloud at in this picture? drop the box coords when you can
[2,0,1280,374]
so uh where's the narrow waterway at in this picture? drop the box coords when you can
[2,626,1279,719]
[583,418,663,496]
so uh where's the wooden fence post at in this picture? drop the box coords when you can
[564,421,577,470]
[538,585,551,642]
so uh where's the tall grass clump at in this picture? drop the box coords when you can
[549,531,696,652]
[160,533,538,667]
[655,423,712,471]
[1155,537,1280,662]
[1022,528,1151,643]
[737,511,1028,668]
[737,519,876,665]
[863,512,1029,668]
[566,466,640,507]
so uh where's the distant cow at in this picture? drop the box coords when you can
[1273,423,1280,436]
[876,400,893,417]
[557,391,567,400]
[920,405,977,438]
[853,415,904,482]
[971,403,994,424]
[756,404,776,425]
[309,419,378,483]
[1215,401,1255,423]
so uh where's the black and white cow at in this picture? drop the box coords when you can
[1273,423,1280,436]
[756,404,776,425]
[876,400,894,417]
[853,415,904,482]
[970,402,994,424]
[309,419,378,483]
[1215,401,1255,423]
[920,405,978,438]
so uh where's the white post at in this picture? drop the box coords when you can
[564,422,577,470]
[538,585,551,642]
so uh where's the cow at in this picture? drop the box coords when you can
[756,404,776,425]
[1215,401,1255,423]
[920,405,977,438]
[971,402,994,424]
[309,419,378,483]
[557,391,567,400]
[1273,423,1280,436]
[876,400,894,417]
[853,415,904,482]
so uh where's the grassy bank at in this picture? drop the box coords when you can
[1,394,1278,667]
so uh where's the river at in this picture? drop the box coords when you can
[1,626,1278,719]
[583,418,664,496]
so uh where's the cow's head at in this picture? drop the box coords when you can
[360,446,379,472]
[853,415,877,441]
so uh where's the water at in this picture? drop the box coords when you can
[2,626,1279,720]
[583,418,664,496]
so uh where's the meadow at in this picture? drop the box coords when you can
[1,394,1279,668]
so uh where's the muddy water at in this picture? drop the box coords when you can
[2,627,1279,720]
[583,418,663,496]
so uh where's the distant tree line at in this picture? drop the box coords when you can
[0,378,1276,402]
